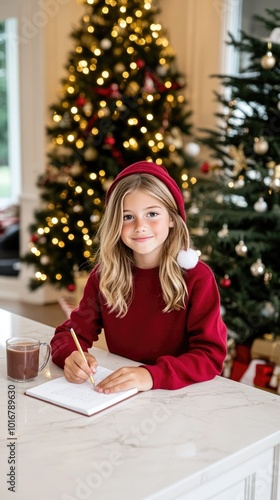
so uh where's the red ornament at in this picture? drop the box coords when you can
[31,234,39,243]
[76,95,86,107]
[254,364,274,388]
[220,274,232,287]
[136,59,145,69]
[104,136,116,146]
[200,162,210,173]
[67,284,76,292]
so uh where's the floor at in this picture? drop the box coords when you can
[0,298,108,350]
[0,298,66,328]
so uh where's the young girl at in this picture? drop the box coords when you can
[51,161,227,392]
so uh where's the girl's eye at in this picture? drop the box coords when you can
[147,212,158,218]
[123,214,133,221]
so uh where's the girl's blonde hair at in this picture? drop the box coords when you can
[95,174,190,317]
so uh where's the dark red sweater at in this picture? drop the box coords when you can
[51,261,227,390]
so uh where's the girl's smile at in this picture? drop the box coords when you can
[121,189,174,268]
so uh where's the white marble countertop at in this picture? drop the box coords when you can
[0,308,280,500]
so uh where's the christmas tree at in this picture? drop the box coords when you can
[189,9,280,344]
[24,0,197,291]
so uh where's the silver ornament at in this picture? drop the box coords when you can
[185,142,200,157]
[261,302,275,318]
[73,204,83,213]
[40,255,50,265]
[100,38,112,50]
[270,28,280,44]
[188,202,199,214]
[254,197,268,212]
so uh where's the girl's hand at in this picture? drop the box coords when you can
[64,351,97,383]
[95,367,153,394]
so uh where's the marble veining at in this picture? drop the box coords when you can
[0,308,280,500]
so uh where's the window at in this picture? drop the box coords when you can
[240,0,280,71]
[0,18,20,208]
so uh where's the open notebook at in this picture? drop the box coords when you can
[25,366,138,416]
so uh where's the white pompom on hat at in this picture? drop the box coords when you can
[177,248,199,269]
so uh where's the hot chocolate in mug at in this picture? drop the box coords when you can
[6,337,50,382]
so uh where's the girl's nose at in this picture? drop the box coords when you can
[134,218,147,232]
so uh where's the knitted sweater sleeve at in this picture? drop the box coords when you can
[50,269,102,368]
[142,265,228,390]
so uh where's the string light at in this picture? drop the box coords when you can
[31,247,41,256]
[53,113,62,123]
[25,0,194,291]
[128,118,138,125]
[36,272,47,281]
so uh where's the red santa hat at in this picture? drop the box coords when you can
[105,161,186,221]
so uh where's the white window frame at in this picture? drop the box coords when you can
[3,17,21,208]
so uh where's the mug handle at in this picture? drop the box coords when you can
[39,342,51,372]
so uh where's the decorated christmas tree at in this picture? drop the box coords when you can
[189,9,280,344]
[24,0,197,291]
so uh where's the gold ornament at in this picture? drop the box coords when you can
[84,147,97,161]
[261,42,276,69]
[70,163,83,177]
[235,240,247,257]
[228,143,248,175]
[125,81,140,96]
[253,137,269,155]
[250,258,265,277]
[217,223,229,238]
[264,272,272,284]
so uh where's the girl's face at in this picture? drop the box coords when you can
[121,189,174,268]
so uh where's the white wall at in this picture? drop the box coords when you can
[0,0,237,303]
